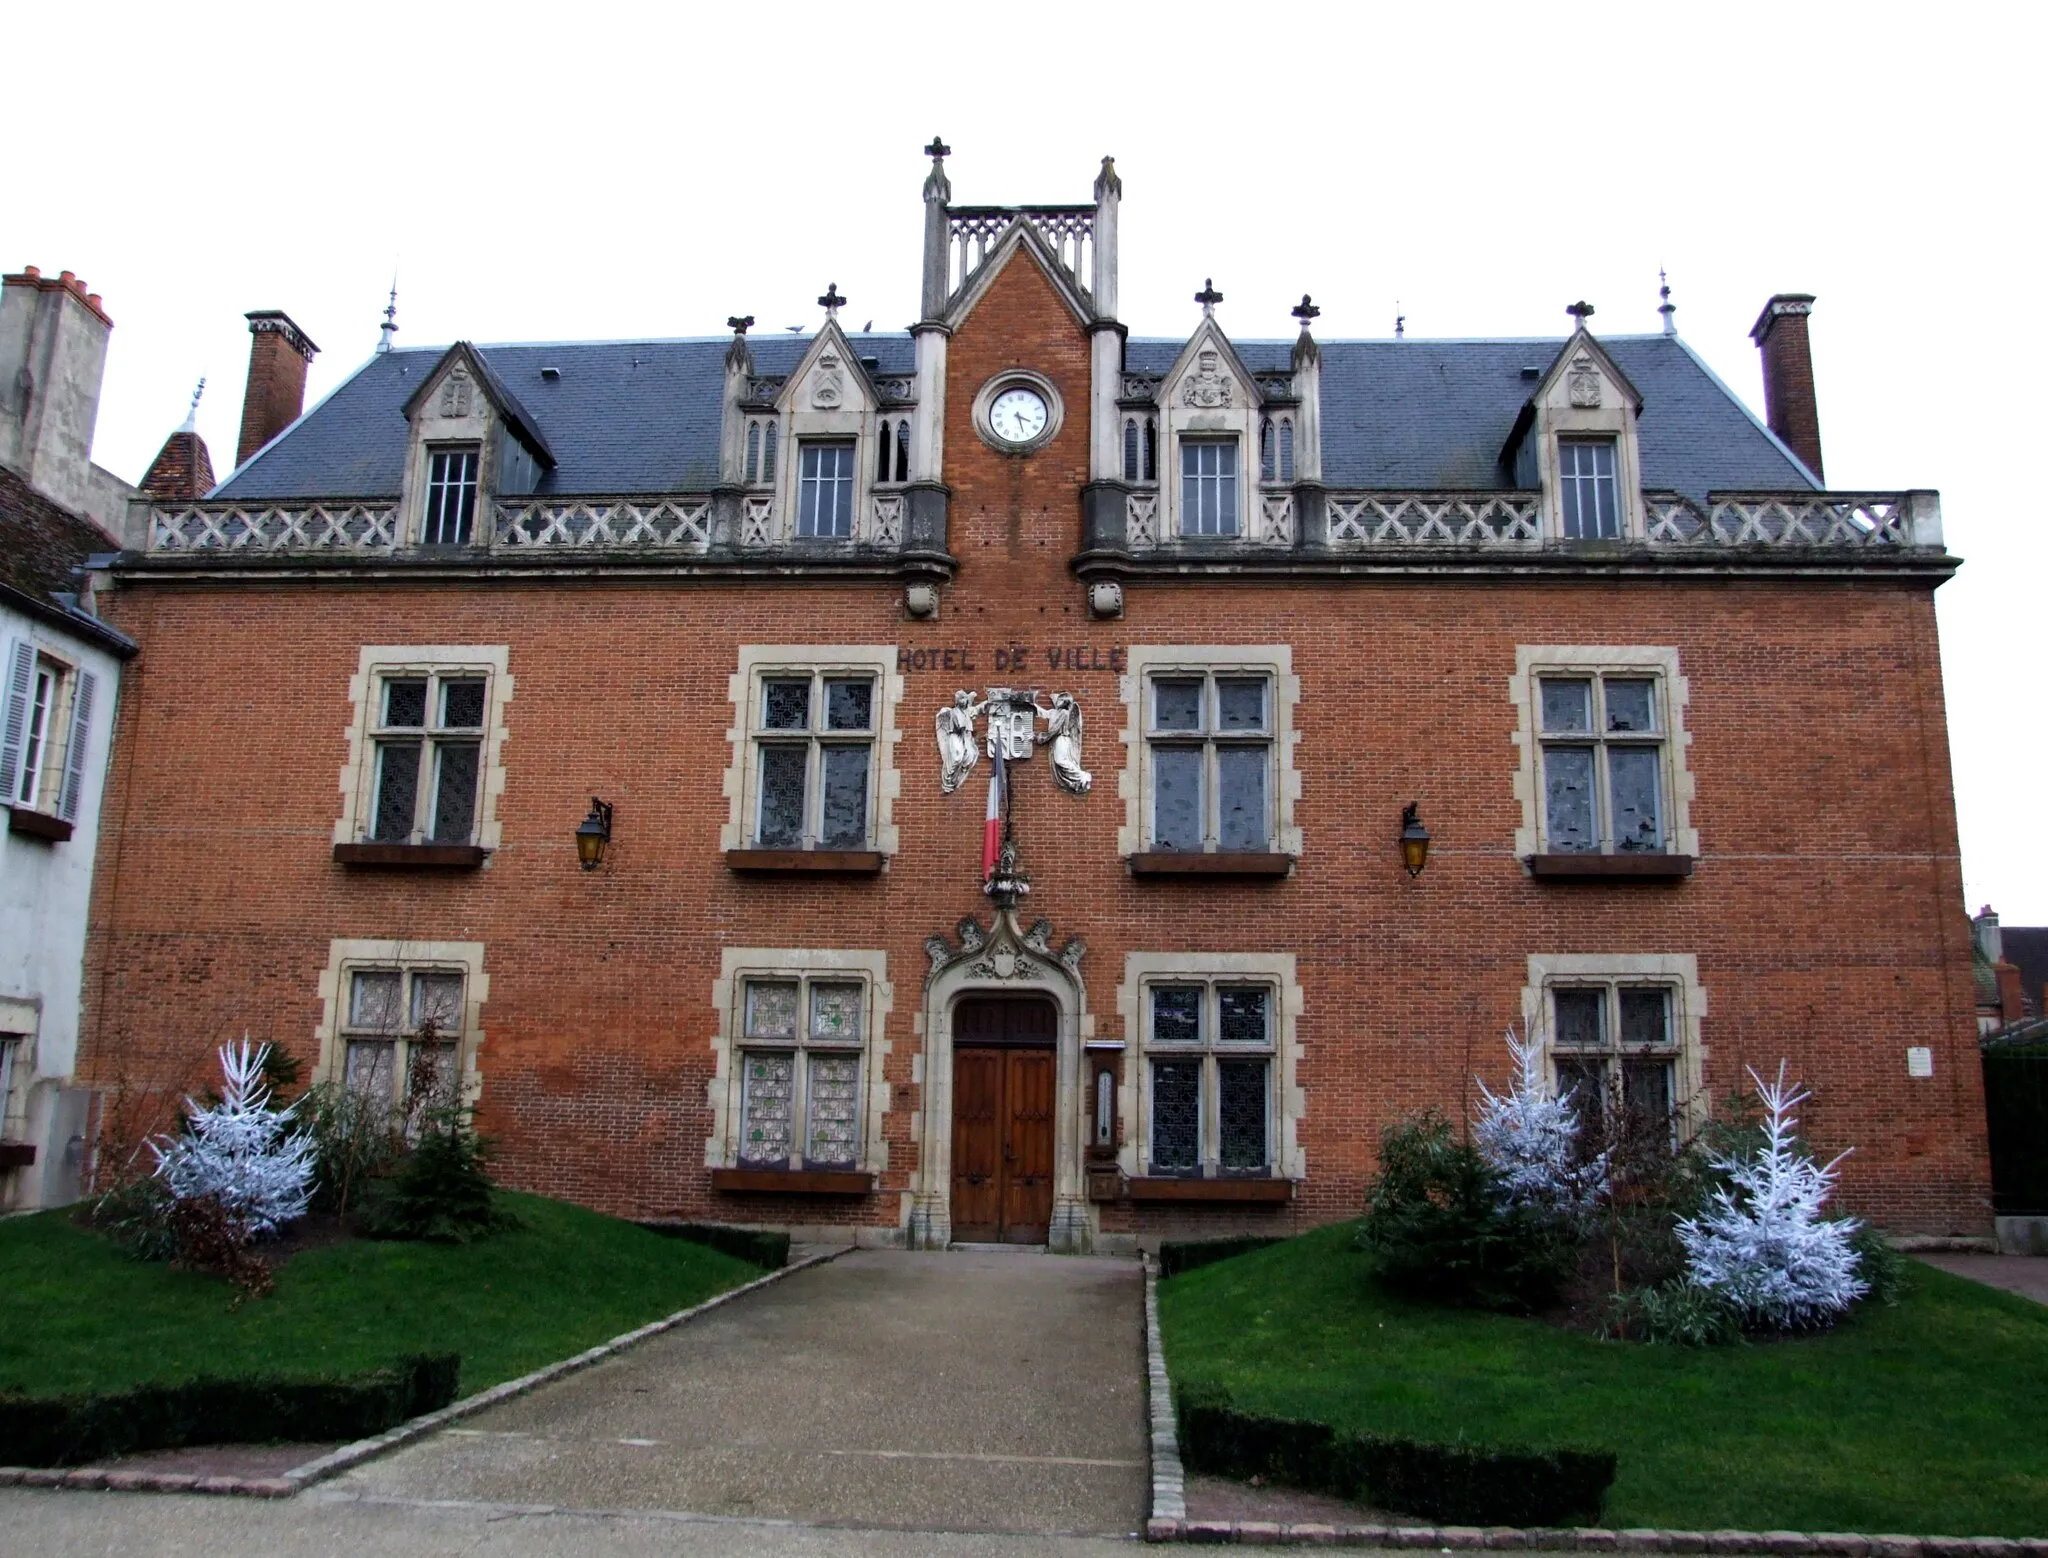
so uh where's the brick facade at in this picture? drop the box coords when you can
[80,245,1989,1244]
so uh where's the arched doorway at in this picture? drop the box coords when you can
[950,996,1057,1244]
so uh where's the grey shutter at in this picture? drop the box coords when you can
[0,640,34,803]
[58,669,98,822]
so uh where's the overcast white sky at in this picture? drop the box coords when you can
[12,2,2043,916]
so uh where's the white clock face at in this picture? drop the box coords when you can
[989,386,1049,445]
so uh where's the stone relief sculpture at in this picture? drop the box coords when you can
[935,690,988,793]
[1033,692,1092,794]
[933,688,1092,795]
[1182,348,1234,408]
[1567,355,1603,409]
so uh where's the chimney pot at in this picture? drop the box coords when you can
[58,270,74,284]
[1750,292,1824,484]
[22,265,38,279]
[86,293,101,310]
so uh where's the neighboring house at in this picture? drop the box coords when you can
[82,147,1987,1247]
[1971,906,2047,1037]
[0,266,143,1209]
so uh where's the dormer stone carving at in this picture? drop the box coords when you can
[439,368,474,419]
[1182,349,1234,409]
[1567,355,1603,409]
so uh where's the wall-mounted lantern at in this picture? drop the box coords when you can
[1399,801,1431,878]
[575,797,614,871]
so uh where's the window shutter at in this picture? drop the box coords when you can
[0,640,34,803]
[58,669,98,822]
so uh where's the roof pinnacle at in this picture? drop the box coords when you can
[377,278,399,355]
[1566,299,1596,327]
[817,283,845,323]
[1395,302,1405,340]
[179,376,205,432]
[1291,294,1321,331]
[1658,268,1677,336]
[1194,277,1223,317]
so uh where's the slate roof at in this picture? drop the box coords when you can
[0,465,135,654]
[216,330,1811,503]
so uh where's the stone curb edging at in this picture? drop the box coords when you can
[1144,1253,1188,1523]
[0,1246,851,1499]
[1139,1260,2043,1553]
[1140,1521,2048,1553]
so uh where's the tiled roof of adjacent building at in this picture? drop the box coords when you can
[0,464,135,654]
[215,330,1813,502]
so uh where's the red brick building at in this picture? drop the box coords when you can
[80,148,1985,1247]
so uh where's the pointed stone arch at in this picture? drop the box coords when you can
[910,906,1095,1251]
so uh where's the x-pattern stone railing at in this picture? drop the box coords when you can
[495,498,711,550]
[148,502,400,552]
[1643,491,1933,548]
[1327,493,1544,545]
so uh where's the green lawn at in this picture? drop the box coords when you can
[0,1192,762,1399]
[1159,1222,2048,1537]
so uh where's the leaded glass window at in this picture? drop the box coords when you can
[368,672,489,845]
[1558,437,1619,539]
[1144,982,1274,1176]
[751,670,876,850]
[1537,673,1666,854]
[1146,672,1272,852]
[1549,982,1680,1142]
[735,974,869,1170]
[340,965,467,1110]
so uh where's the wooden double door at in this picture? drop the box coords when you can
[950,997,1057,1244]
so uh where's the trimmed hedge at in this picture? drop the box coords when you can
[1177,1384,1615,1527]
[0,1353,459,1468]
[1158,1236,1283,1279]
[639,1222,789,1270]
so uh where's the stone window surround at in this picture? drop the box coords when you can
[312,938,490,1107]
[1116,645,1302,858]
[335,646,512,851]
[0,996,37,1141]
[721,646,905,855]
[706,947,894,1175]
[1528,351,1646,540]
[1114,951,1305,1182]
[1520,952,1708,1137]
[1509,645,1697,861]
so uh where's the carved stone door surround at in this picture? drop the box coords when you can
[911,907,1091,1251]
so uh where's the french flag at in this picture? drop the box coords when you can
[982,743,1005,882]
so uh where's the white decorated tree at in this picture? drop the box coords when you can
[1474,1027,1608,1216]
[1676,1062,1867,1328]
[152,1038,316,1238]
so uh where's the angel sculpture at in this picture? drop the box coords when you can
[1033,691,1092,794]
[935,689,987,794]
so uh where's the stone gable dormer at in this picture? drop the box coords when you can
[1504,326,1646,541]
[397,343,554,546]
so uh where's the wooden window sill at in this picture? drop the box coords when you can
[6,806,72,843]
[1127,852,1292,878]
[1123,1175,1294,1204]
[725,849,885,875]
[1526,852,1694,880]
[334,842,489,868]
[710,1167,875,1195]
[0,1141,36,1169]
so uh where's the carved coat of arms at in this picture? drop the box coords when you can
[934,688,1091,796]
[1567,355,1603,409]
[811,352,844,409]
[1182,348,1234,409]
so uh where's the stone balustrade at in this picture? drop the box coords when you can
[148,501,401,553]
[496,498,711,550]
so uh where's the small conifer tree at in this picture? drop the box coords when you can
[151,1038,316,1238]
[1473,1027,1608,1217]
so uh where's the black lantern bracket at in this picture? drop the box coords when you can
[576,796,614,871]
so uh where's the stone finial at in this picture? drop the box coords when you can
[1291,294,1320,330]
[818,283,846,322]
[1658,268,1677,336]
[1395,303,1405,340]
[727,314,754,336]
[1566,300,1596,326]
[1195,278,1223,317]
[923,137,952,204]
[1094,154,1122,200]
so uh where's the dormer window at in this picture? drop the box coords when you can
[1558,438,1619,539]
[796,441,858,539]
[423,446,480,545]
[1179,438,1240,537]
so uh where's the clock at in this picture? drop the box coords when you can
[988,386,1050,446]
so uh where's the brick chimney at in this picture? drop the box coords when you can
[1749,294,1823,484]
[235,310,318,468]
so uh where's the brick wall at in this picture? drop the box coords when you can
[80,253,1989,1238]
